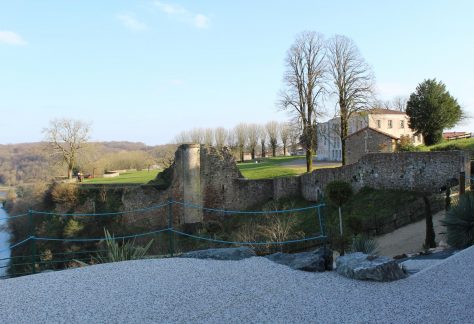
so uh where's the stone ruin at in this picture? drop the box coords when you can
[121,144,470,225]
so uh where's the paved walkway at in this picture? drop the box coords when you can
[1,246,473,323]
[376,210,447,257]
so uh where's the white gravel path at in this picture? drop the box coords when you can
[1,246,473,323]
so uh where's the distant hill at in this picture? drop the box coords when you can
[0,141,177,186]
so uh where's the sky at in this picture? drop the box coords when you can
[0,0,473,145]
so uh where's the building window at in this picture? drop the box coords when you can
[412,135,416,143]
[359,121,363,129]
[324,137,327,145]
[400,120,404,128]
[418,134,422,142]
[388,120,393,128]
[376,120,381,128]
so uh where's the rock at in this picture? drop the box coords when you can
[180,247,256,261]
[336,253,407,281]
[265,247,333,272]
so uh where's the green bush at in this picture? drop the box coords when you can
[325,181,353,207]
[442,193,474,248]
[96,229,154,263]
[350,235,378,254]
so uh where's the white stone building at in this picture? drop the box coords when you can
[316,108,423,161]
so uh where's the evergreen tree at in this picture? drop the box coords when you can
[406,79,463,145]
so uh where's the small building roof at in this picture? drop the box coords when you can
[344,126,399,140]
[443,131,471,139]
[368,108,406,115]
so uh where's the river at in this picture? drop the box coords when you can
[0,206,11,277]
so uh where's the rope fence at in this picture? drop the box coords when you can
[0,199,327,279]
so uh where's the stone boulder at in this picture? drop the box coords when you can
[180,247,256,261]
[336,253,407,281]
[265,247,333,272]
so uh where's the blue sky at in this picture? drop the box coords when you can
[1,0,473,145]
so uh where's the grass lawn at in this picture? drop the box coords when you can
[238,156,307,179]
[82,169,161,184]
[237,156,339,179]
[419,137,474,153]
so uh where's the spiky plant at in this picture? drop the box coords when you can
[350,235,378,255]
[442,193,474,248]
[96,229,154,263]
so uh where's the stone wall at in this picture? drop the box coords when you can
[120,146,469,224]
[301,150,470,201]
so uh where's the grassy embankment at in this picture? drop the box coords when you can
[82,170,161,184]
[418,137,474,153]
[237,156,340,179]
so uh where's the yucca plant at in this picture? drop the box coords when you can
[96,229,154,263]
[442,192,474,248]
[350,234,378,255]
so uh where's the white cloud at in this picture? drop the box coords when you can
[154,1,210,29]
[117,13,148,31]
[0,31,27,46]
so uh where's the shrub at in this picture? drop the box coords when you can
[397,135,419,152]
[96,229,154,263]
[325,181,353,207]
[351,235,378,254]
[442,193,474,248]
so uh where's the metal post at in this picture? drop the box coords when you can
[168,198,174,257]
[460,172,466,195]
[28,210,36,274]
[320,204,326,237]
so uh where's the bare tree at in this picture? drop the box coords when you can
[279,31,327,171]
[247,124,260,160]
[327,35,374,165]
[266,121,279,157]
[234,123,248,162]
[43,118,91,179]
[174,130,190,144]
[258,125,267,158]
[189,128,204,144]
[203,128,214,146]
[392,96,408,112]
[288,122,301,154]
[280,122,291,156]
[214,127,228,149]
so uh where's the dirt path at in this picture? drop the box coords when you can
[281,158,341,168]
[375,210,447,257]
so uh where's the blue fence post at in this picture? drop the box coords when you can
[168,198,174,257]
[319,204,326,237]
[28,210,36,274]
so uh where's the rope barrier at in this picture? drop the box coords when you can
[0,213,29,221]
[171,200,325,214]
[170,229,327,245]
[31,201,170,217]
[34,228,170,242]
[0,236,32,254]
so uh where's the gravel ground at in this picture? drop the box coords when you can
[1,246,473,323]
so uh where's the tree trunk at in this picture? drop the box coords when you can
[340,113,348,165]
[423,195,436,249]
[240,148,244,163]
[283,143,287,156]
[261,143,266,158]
[251,149,255,160]
[67,163,73,179]
[272,146,276,157]
[305,149,312,172]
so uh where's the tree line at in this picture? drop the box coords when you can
[173,121,301,162]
